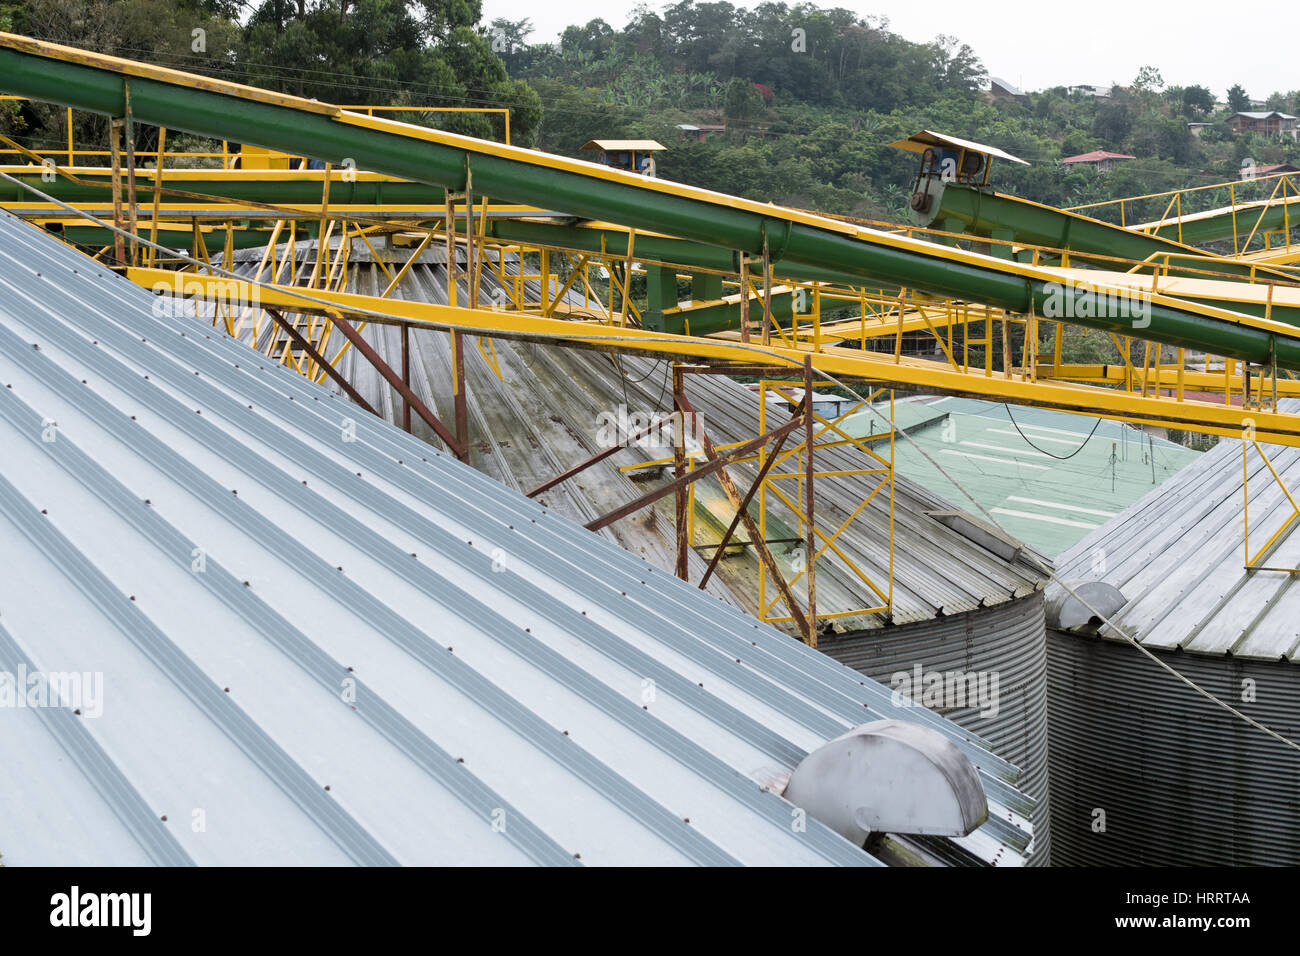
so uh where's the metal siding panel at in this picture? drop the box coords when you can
[1047,629,1300,865]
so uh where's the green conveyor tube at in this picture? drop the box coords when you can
[0,171,446,207]
[2,37,1300,369]
[926,184,1283,281]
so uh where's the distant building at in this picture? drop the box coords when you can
[1241,162,1300,180]
[1228,111,1299,139]
[1068,84,1112,98]
[674,123,726,142]
[1061,149,1136,172]
[1187,122,1212,138]
[989,77,1028,102]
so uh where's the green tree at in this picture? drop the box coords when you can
[1091,101,1133,147]
[723,76,764,129]
[1227,84,1251,112]
[1180,85,1215,118]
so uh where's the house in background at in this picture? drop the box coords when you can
[675,123,726,142]
[1061,149,1136,172]
[1068,83,1113,98]
[1241,162,1300,180]
[988,77,1028,102]
[1187,122,1212,138]
[1228,111,1299,139]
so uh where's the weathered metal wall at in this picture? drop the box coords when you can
[1046,629,1300,866]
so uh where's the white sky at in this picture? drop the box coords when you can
[481,0,1297,100]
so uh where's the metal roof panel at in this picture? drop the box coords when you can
[0,211,1034,864]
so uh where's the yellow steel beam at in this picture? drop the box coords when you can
[1051,266,1300,314]
[1039,362,1300,396]
[129,266,1300,446]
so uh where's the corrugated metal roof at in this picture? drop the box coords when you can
[1051,400,1300,662]
[847,396,1202,557]
[0,211,1036,865]
[222,246,1046,633]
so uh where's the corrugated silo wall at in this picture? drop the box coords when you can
[821,591,1051,865]
[1047,629,1300,865]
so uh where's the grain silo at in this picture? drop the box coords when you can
[0,209,1043,867]
[1046,410,1300,865]
[226,239,1056,862]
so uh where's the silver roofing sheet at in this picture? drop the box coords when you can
[1052,400,1300,662]
[0,212,1034,865]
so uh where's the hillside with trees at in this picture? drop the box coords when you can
[498,3,1300,224]
[3,0,1297,226]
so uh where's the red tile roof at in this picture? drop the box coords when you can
[1061,150,1136,163]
